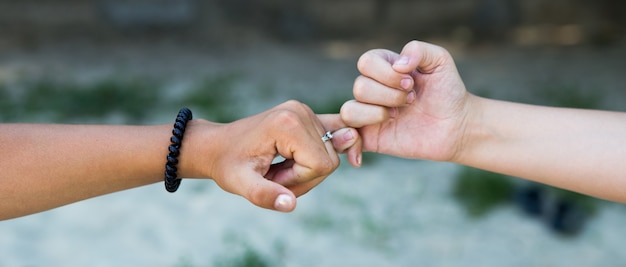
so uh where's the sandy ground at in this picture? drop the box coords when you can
[1,38,626,266]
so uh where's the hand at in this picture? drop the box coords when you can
[340,40,470,161]
[182,100,361,212]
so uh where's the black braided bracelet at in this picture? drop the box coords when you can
[164,107,193,193]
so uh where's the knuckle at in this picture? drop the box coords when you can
[280,100,313,116]
[352,76,368,99]
[404,40,424,52]
[281,99,303,110]
[392,92,408,106]
[311,157,336,176]
[372,106,389,123]
[376,107,391,122]
[340,102,357,125]
[357,50,375,72]
[406,40,420,47]
[272,109,303,130]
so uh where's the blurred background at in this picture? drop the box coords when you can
[1,0,626,266]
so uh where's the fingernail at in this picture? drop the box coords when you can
[274,194,294,212]
[407,90,416,104]
[400,78,412,90]
[389,107,398,118]
[356,154,362,166]
[394,56,409,66]
[343,129,355,141]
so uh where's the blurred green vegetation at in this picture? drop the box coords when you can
[214,245,273,267]
[211,233,283,267]
[0,73,245,124]
[0,78,160,123]
[534,84,604,109]
[0,83,17,119]
[0,73,359,125]
[550,186,601,216]
[182,73,242,123]
[306,90,350,114]
[300,211,335,231]
[453,166,515,218]
[172,245,274,267]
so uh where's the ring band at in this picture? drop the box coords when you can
[321,131,333,143]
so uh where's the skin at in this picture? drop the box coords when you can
[0,100,362,220]
[341,40,626,203]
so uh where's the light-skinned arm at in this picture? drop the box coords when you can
[341,40,626,203]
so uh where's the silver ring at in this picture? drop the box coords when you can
[321,131,333,143]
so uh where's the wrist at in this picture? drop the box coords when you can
[452,94,491,165]
[176,119,222,179]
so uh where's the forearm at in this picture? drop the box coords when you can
[0,123,198,219]
[457,95,626,202]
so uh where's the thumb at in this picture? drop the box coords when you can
[226,170,297,212]
[392,40,449,74]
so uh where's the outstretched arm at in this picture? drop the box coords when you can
[341,40,626,203]
[0,123,173,219]
[1,101,360,220]
[458,95,626,202]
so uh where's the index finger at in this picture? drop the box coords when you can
[392,40,453,74]
[269,104,339,185]
[357,49,414,91]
